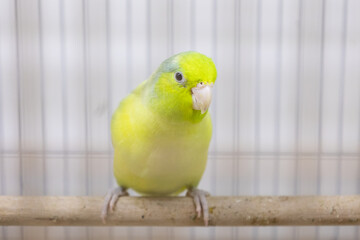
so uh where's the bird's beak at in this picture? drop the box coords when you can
[191,82,213,114]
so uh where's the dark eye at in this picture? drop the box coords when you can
[174,72,184,82]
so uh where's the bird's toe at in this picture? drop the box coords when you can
[101,187,128,223]
[186,188,211,225]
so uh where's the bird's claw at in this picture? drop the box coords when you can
[101,187,128,224]
[186,188,210,226]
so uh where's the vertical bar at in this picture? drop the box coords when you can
[105,11,114,240]
[126,1,133,240]
[167,0,174,239]
[14,0,23,198]
[210,0,217,194]
[232,0,240,239]
[81,0,89,195]
[358,19,360,234]
[335,1,348,239]
[273,0,283,239]
[253,0,262,193]
[126,0,132,93]
[315,0,325,238]
[37,1,48,239]
[277,1,297,163]
[173,0,191,55]
[0,19,5,240]
[358,57,360,239]
[336,0,348,195]
[294,0,303,239]
[167,0,173,56]
[146,0,151,75]
[274,0,283,197]
[129,0,147,88]
[294,0,303,197]
[190,0,195,50]
[0,11,3,187]
[232,0,237,195]
[190,2,195,240]
[14,1,24,239]
[146,1,152,238]
[209,0,217,239]
[316,0,326,196]
[253,0,262,239]
[105,0,113,184]
[167,2,173,238]
[37,0,46,196]
[58,0,68,239]
[59,0,68,196]
[81,0,90,239]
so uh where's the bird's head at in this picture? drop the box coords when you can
[145,51,217,123]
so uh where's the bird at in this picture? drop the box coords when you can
[101,51,217,225]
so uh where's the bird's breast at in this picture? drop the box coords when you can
[113,120,211,195]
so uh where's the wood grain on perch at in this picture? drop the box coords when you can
[1,196,360,226]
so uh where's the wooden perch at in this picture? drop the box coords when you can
[1,196,360,226]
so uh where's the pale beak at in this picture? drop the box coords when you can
[191,82,213,114]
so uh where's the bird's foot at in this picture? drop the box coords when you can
[186,188,210,226]
[101,186,129,224]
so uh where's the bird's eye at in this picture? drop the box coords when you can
[174,72,184,82]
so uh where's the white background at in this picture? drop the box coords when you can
[0,0,359,239]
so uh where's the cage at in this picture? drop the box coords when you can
[0,0,360,239]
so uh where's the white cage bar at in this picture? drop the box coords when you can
[0,0,360,239]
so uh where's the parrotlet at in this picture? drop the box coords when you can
[101,51,217,225]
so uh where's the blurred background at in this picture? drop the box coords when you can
[0,0,359,239]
